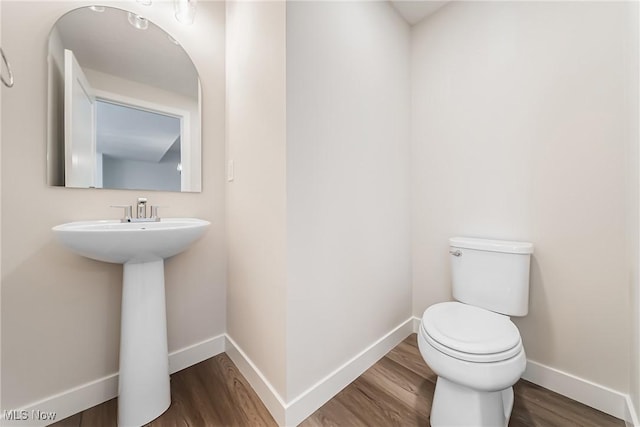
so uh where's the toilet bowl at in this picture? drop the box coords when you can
[418,302,526,427]
[418,237,533,427]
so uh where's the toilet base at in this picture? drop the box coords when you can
[430,377,514,427]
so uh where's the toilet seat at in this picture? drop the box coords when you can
[421,302,522,363]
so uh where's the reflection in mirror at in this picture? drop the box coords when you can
[47,6,201,192]
[98,100,182,191]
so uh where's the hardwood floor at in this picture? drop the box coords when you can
[301,336,624,427]
[52,352,276,427]
[52,334,624,427]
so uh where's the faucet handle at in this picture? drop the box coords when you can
[150,205,166,219]
[110,205,133,222]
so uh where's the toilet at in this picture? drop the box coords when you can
[418,237,533,427]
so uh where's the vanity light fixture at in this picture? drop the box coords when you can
[127,12,149,30]
[174,0,197,25]
[89,5,105,12]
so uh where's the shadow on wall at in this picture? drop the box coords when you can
[513,256,554,362]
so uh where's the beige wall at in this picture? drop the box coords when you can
[225,0,288,398]
[285,0,412,400]
[411,1,634,393]
[1,0,226,409]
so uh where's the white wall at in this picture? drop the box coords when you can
[225,0,288,398]
[411,1,633,395]
[632,2,640,421]
[286,0,411,400]
[0,0,3,411]
[226,0,411,415]
[102,154,181,192]
[1,0,226,411]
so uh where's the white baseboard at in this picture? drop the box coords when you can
[225,317,415,426]
[522,359,632,423]
[284,317,414,426]
[169,334,226,374]
[412,315,421,333]
[4,326,635,427]
[625,395,640,427]
[1,374,120,427]
[1,334,226,427]
[224,335,288,424]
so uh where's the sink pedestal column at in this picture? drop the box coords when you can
[118,260,170,426]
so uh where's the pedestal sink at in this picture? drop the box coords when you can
[52,218,210,426]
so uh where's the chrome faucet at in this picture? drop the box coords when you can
[137,198,148,219]
[111,198,162,223]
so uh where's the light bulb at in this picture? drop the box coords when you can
[127,12,149,30]
[174,0,197,25]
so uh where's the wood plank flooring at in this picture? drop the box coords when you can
[52,334,624,427]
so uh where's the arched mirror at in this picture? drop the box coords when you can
[47,6,201,192]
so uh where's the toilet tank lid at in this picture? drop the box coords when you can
[450,237,533,254]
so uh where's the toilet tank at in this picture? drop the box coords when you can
[450,237,533,316]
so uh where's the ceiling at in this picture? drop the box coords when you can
[96,100,180,162]
[390,1,449,25]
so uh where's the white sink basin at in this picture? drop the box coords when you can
[52,218,210,264]
[52,217,209,426]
